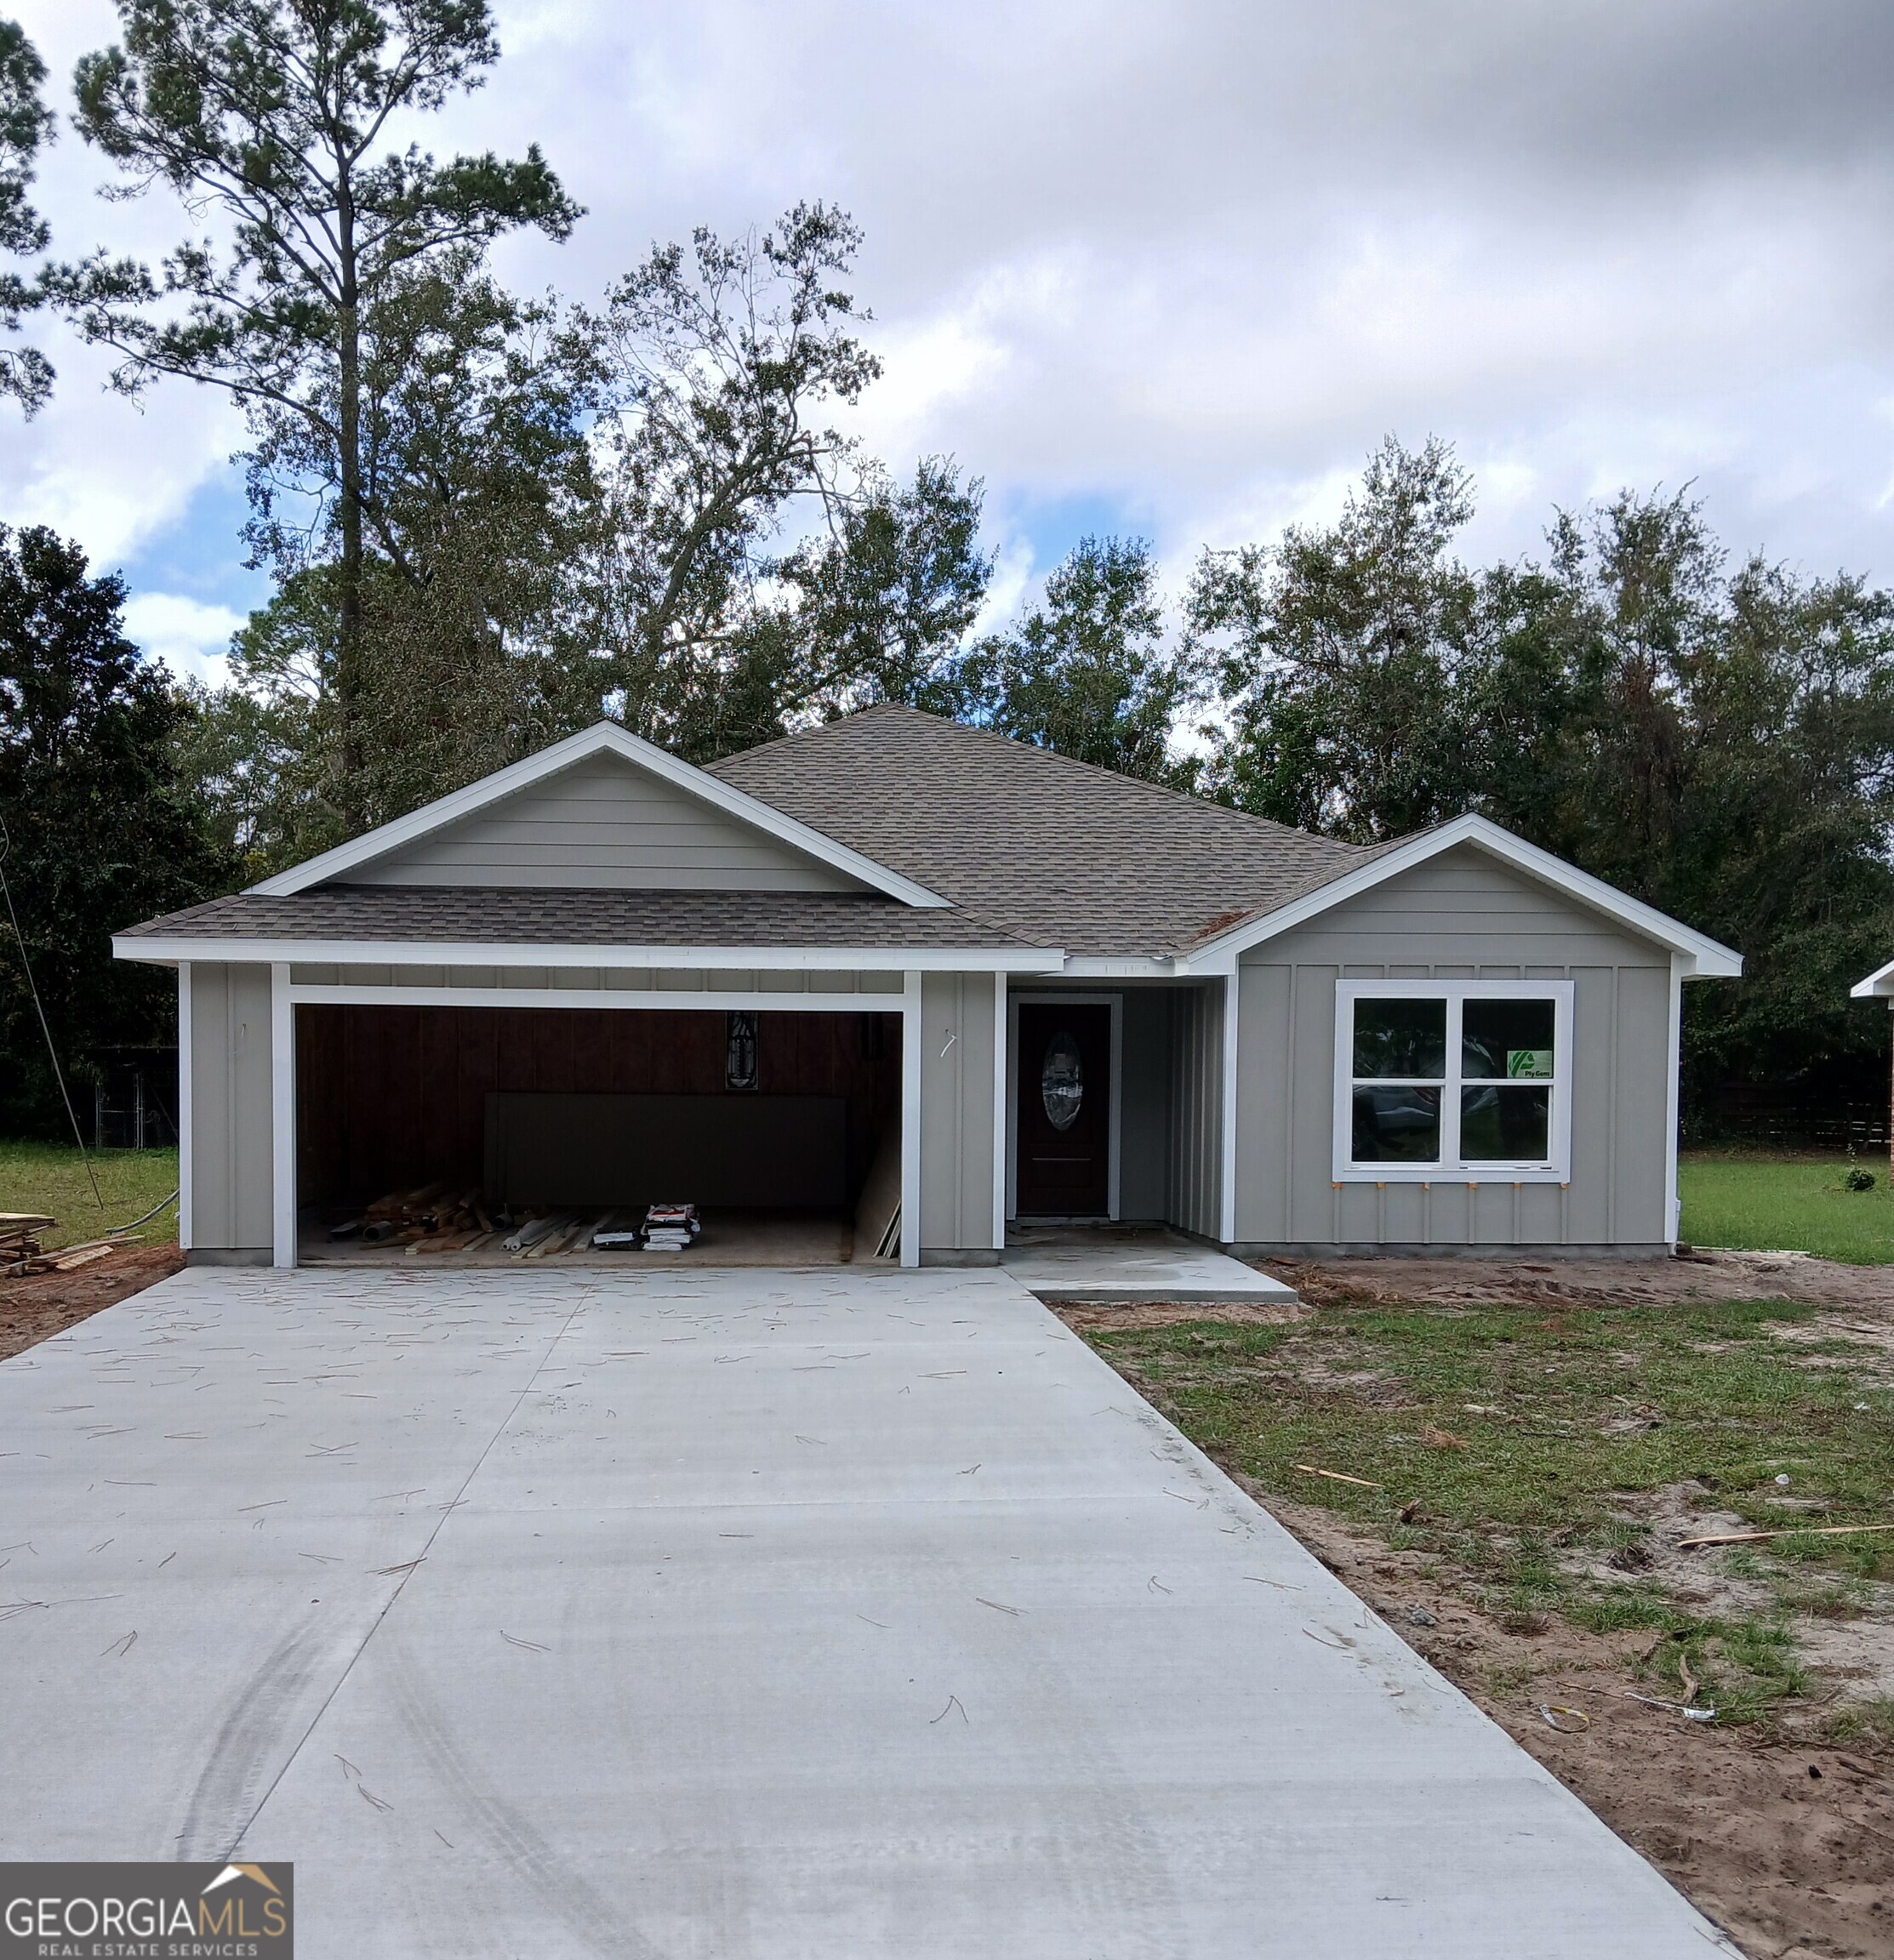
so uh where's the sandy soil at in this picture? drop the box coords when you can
[1257,1246,1894,1311]
[1254,1490,1894,1960]
[1065,1253,1894,1958]
[0,1242,185,1362]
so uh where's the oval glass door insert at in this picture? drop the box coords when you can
[1041,1030,1084,1131]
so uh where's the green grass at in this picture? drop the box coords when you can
[1083,1296,1894,1721]
[1680,1150,1894,1264]
[0,1141,179,1250]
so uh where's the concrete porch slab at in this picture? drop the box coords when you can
[1001,1237,1298,1304]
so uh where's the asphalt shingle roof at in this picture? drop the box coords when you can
[119,708,1392,959]
[118,886,1045,952]
[710,705,1377,957]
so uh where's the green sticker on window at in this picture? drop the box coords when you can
[1507,1048,1553,1079]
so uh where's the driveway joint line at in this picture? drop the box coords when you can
[221,1285,596,1860]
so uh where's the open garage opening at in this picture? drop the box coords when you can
[294,1004,904,1266]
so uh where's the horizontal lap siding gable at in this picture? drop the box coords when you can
[1233,845,1672,1250]
[344,752,867,892]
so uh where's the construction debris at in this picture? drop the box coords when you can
[1677,1521,1894,1549]
[0,1212,54,1274]
[0,1216,133,1277]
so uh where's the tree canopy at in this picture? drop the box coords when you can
[1188,437,1894,1114]
[0,527,234,1135]
[57,0,581,813]
[0,16,53,413]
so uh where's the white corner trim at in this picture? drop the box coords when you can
[248,721,952,909]
[1330,977,1576,1185]
[1219,972,1240,1245]
[1181,813,1744,978]
[176,963,193,1252]
[115,935,1064,975]
[1851,957,1894,999]
[901,971,922,1268]
[270,963,296,1270]
[1664,954,1684,1249]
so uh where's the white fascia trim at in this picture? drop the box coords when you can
[1178,813,1745,978]
[114,935,1065,974]
[1851,958,1894,999]
[248,721,951,909]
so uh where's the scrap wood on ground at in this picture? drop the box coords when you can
[0,1242,184,1363]
[1064,1268,1894,1960]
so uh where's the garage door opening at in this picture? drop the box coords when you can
[294,1004,903,1266]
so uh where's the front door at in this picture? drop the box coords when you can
[1014,1002,1112,1217]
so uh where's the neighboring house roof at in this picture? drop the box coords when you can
[708,705,1377,958]
[1852,959,1894,999]
[116,887,1056,969]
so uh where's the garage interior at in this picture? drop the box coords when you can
[294,1004,902,1266]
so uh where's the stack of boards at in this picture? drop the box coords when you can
[328,1188,706,1258]
[598,1203,701,1252]
[0,1213,126,1277]
[499,1204,702,1256]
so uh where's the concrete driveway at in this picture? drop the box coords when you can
[2,1266,1720,1957]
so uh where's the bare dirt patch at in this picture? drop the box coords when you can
[1050,1299,1309,1334]
[1254,1490,1894,1960]
[0,1243,184,1361]
[1258,1247,1894,1313]
[1075,1269,1894,1958]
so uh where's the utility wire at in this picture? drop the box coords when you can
[0,815,105,1211]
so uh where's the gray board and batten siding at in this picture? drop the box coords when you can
[1232,843,1674,1253]
[342,751,868,892]
[182,962,276,1261]
[918,971,1000,1262]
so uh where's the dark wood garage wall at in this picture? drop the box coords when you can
[295,1005,898,1208]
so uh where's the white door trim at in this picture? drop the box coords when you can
[1007,991,1122,1222]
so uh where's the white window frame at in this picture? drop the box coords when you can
[1332,978,1574,1184]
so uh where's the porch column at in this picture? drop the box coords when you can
[271,961,296,1269]
[901,970,921,1268]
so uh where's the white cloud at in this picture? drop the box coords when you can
[9,0,1894,610]
[122,593,245,688]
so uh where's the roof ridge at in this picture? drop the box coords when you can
[711,704,1365,855]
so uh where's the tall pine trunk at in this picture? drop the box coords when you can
[335,179,362,826]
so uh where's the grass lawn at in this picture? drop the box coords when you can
[0,1141,179,1250]
[1680,1150,1894,1264]
[1083,1296,1894,1726]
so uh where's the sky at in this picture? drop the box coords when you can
[5,0,1894,687]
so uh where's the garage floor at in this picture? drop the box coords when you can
[299,1208,858,1268]
[1,1268,1720,1957]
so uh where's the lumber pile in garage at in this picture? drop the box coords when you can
[333,1184,497,1253]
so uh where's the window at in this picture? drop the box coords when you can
[1333,979,1572,1182]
